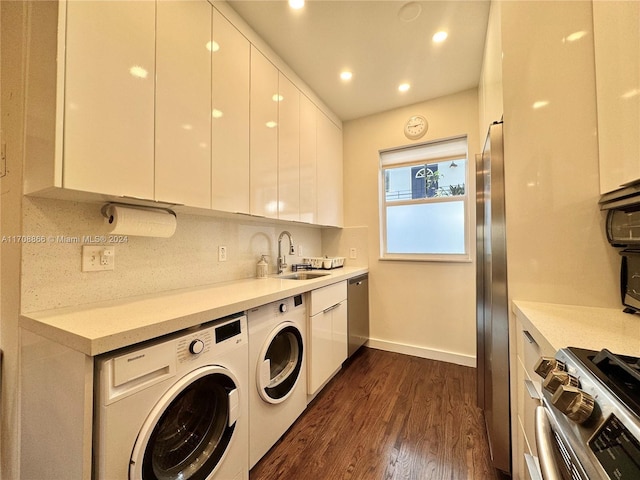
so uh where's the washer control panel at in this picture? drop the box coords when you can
[177,331,212,363]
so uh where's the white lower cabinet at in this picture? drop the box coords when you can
[512,315,555,479]
[308,281,348,395]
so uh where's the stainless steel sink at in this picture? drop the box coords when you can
[279,272,330,280]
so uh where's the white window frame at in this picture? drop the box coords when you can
[379,135,471,263]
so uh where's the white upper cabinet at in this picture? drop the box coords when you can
[63,0,156,199]
[23,1,343,226]
[317,112,344,227]
[278,73,301,221]
[155,0,212,208]
[250,47,279,218]
[594,1,640,194]
[211,8,250,214]
[299,94,318,224]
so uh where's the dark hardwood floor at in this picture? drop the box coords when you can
[250,347,503,480]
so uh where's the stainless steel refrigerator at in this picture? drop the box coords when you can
[476,121,511,475]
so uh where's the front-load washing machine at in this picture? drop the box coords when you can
[248,295,307,468]
[93,313,249,480]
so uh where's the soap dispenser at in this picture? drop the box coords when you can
[256,255,269,279]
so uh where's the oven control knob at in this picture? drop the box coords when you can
[279,303,287,313]
[543,371,579,394]
[189,339,205,355]
[551,385,595,424]
[534,357,565,379]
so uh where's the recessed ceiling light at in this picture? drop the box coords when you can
[206,41,220,52]
[289,0,304,9]
[340,71,353,81]
[265,121,278,129]
[398,83,410,93]
[272,94,284,102]
[212,109,224,119]
[532,100,550,109]
[433,31,448,43]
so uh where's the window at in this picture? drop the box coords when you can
[380,136,470,261]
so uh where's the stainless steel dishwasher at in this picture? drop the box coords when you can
[347,274,369,357]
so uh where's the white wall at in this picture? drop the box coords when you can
[478,0,503,140]
[500,0,619,308]
[343,89,480,366]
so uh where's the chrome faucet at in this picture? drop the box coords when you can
[277,231,294,274]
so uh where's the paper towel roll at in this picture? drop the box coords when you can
[104,204,177,238]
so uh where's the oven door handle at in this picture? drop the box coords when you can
[535,406,564,480]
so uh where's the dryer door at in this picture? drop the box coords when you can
[130,366,240,480]
[257,321,304,404]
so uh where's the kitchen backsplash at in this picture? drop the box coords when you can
[21,197,329,312]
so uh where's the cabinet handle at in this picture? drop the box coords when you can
[524,379,541,400]
[323,303,341,314]
[522,329,538,346]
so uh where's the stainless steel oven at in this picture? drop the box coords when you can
[533,347,640,480]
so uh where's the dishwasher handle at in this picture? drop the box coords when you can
[349,274,368,286]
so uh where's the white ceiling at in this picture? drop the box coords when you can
[227,0,491,121]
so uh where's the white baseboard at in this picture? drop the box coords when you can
[366,338,476,368]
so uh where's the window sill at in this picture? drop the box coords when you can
[379,253,472,263]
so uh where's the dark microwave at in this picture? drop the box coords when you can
[620,249,640,313]
[604,203,640,313]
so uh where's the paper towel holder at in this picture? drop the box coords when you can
[101,202,178,238]
[101,202,177,224]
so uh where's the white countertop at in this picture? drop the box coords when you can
[513,300,640,356]
[20,267,368,357]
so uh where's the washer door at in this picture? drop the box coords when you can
[130,366,240,480]
[257,321,304,404]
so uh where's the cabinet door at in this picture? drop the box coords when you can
[155,0,212,208]
[594,1,640,193]
[211,8,250,214]
[63,1,155,199]
[317,111,343,226]
[250,47,279,218]
[331,301,348,368]
[278,73,300,221]
[308,310,333,395]
[299,94,317,224]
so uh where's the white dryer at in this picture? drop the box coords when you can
[248,295,307,468]
[94,314,249,480]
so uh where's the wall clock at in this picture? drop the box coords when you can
[404,115,428,140]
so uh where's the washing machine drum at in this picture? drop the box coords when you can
[130,366,240,480]
[258,323,303,404]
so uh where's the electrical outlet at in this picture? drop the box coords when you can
[349,247,357,259]
[82,246,115,272]
[297,245,303,256]
[218,245,227,262]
